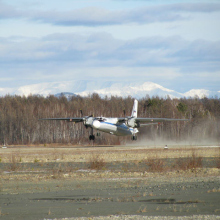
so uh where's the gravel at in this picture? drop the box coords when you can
[47,214,220,220]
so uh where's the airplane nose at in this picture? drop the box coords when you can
[93,120,100,128]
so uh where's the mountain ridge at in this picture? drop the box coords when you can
[0,81,219,99]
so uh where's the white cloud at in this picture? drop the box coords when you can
[1,1,220,26]
[0,32,219,93]
[1,1,220,42]
[1,33,219,71]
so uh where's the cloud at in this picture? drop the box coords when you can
[0,1,219,93]
[27,3,220,26]
[172,39,220,72]
[0,2,220,26]
[0,1,21,19]
[0,33,219,78]
[0,34,218,64]
[168,3,220,13]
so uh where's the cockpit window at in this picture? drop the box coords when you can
[97,117,106,122]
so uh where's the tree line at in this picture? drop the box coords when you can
[0,93,219,145]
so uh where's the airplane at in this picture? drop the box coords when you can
[40,99,189,141]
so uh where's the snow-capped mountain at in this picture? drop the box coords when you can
[183,89,220,99]
[76,81,220,99]
[78,82,183,99]
[0,80,219,99]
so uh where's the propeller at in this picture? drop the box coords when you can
[80,109,83,117]
[79,109,94,127]
[79,109,95,140]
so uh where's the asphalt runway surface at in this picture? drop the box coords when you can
[0,176,220,219]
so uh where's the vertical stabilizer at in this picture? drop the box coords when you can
[131,99,138,118]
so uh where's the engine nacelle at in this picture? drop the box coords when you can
[84,117,94,126]
[127,118,140,128]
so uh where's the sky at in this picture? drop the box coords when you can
[0,0,220,94]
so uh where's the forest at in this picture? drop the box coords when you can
[0,93,219,145]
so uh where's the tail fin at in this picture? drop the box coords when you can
[131,99,138,118]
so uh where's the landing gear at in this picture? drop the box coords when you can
[89,127,95,141]
[132,136,137,141]
[89,134,95,140]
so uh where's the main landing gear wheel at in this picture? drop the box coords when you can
[89,134,95,141]
[132,136,137,141]
[89,127,95,141]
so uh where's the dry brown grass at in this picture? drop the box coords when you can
[7,154,20,171]
[50,163,75,179]
[89,154,106,170]
[0,146,219,164]
[47,209,51,216]
[174,150,203,171]
[137,205,148,213]
[207,188,220,193]
[217,158,220,169]
[0,146,219,183]
[216,147,220,169]
[144,158,167,172]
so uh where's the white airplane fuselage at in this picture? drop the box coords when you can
[92,118,135,136]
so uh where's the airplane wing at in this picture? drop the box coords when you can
[39,118,84,123]
[136,118,190,123]
[117,117,189,124]
[140,123,159,127]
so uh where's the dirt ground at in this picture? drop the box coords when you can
[0,145,220,220]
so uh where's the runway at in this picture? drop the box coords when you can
[0,145,219,219]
